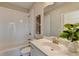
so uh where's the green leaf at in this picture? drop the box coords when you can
[59,31,70,38]
[71,37,78,42]
[60,23,79,42]
[64,24,73,29]
[74,23,79,28]
[75,29,79,38]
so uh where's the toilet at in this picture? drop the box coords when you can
[20,46,31,56]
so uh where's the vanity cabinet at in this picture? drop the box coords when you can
[31,44,46,56]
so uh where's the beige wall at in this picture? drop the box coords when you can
[0,2,48,50]
[44,3,79,36]
[0,7,29,50]
[0,2,49,50]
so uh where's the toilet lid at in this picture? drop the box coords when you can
[21,47,31,54]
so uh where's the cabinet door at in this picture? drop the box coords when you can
[31,45,46,56]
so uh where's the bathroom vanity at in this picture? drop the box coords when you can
[30,38,70,56]
[30,38,79,56]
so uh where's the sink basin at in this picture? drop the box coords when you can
[41,41,68,52]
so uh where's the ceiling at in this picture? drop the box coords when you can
[0,2,65,13]
[44,2,65,14]
[10,2,34,9]
[0,2,35,13]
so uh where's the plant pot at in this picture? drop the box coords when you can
[68,41,78,53]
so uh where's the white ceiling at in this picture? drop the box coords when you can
[10,2,34,9]
[44,2,65,13]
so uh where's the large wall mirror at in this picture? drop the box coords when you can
[36,15,41,34]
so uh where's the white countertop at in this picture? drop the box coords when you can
[30,38,71,56]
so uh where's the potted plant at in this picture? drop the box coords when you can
[59,23,79,53]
